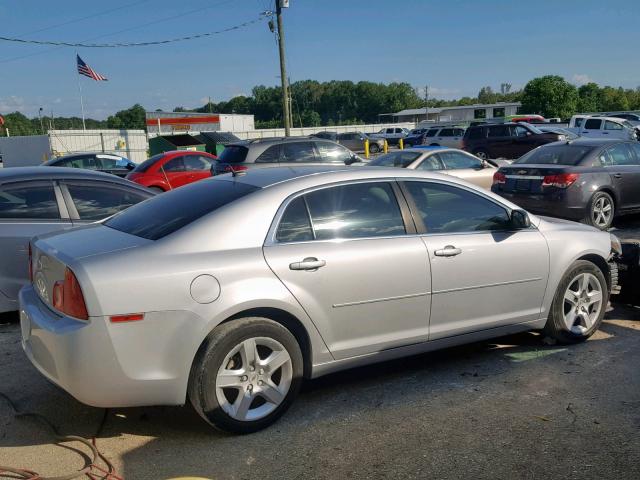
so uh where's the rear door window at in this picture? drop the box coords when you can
[416,154,444,171]
[606,144,636,165]
[466,128,484,139]
[425,129,438,137]
[163,156,186,172]
[65,182,150,221]
[0,182,60,219]
[276,196,314,243]
[584,119,602,130]
[487,126,511,137]
[184,155,213,171]
[439,152,482,170]
[438,129,454,137]
[605,120,623,131]
[281,142,317,163]
[304,182,406,240]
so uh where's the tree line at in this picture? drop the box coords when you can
[2,76,639,136]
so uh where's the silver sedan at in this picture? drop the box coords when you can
[367,147,504,189]
[20,166,620,433]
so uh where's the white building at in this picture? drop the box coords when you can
[146,111,255,136]
[390,102,521,124]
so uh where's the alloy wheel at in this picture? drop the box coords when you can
[591,196,613,228]
[562,272,604,335]
[215,337,293,422]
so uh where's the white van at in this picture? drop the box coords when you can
[568,115,637,141]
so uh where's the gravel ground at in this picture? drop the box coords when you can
[1,216,639,480]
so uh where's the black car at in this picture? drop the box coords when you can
[44,153,136,177]
[403,128,429,147]
[491,139,640,230]
[463,122,562,160]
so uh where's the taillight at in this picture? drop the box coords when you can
[542,173,579,188]
[492,171,506,185]
[28,243,33,282]
[224,165,248,173]
[53,267,89,320]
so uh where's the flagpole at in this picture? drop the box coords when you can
[76,53,86,131]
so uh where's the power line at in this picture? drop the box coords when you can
[0,14,269,48]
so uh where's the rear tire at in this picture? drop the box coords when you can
[369,143,380,154]
[583,191,614,230]
[188,317,303,434]
[473,149,489,160]
[543,260,608,344]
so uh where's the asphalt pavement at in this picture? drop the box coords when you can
[1,217,639,480]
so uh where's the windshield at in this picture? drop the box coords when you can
[105,180,259,240]
[218,145,249,163]
[515,144,595,165]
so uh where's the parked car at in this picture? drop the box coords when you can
[420,126,466,148]
[20,166,620,433]
[210,137,361,175]
[568,116,637,141]
[491,138,640,230]
[0,167,153,313]
[403,128,430,147]
[537,126,580,140]
[126,150,218,192]
[369,127,410,145]
[463,122,563,160]
[598,112,640,126]
[43,153,136,177]
[311,131,384,153]
[368,147,499,189]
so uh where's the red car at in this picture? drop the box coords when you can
[126,150,218,192]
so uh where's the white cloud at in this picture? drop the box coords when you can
[0,95,26,112]
[572,74,593,86]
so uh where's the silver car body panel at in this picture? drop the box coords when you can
[20,167,612,407]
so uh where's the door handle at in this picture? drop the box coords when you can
[434,245,462,257]
[289,257,326,271]
[613,173,622,178]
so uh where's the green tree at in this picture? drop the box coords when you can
[0,112,37,136]
[520,75,578,118]
[106,104,146,129]
[577,83,601,112]
[599,87,630,111]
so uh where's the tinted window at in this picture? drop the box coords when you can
[304,182,405,240]
[0,182,60,219]
[515,145,594,165]
[66,183,149,221]
[605,120,623,131]
[255,145,281,163]
[453,128,465,136]
[416,154,444,171]
[575,118,584,128]
[466,128,484,140]
[487,126,511,137]
[105,180,259,240]
[163,156,185,172]
[439,129,454,137]
[629,143,640,162]
[98,156,126,169]
[513,126,530,137]
[316,142,352,163]
[57,156,94,169]
[426,129,438,137]
[132,154,164,173]
[584,119,602,130]
[439,152,482,170]
[404,181,511,233]
[184,155,212,171]
[276,196,313,243]
[607,144,637,165]
[218,145,249,164]
[369,151,422,168]
[282,142,316,163]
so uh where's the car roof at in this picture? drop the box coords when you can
[230,136,322,147]
[552,138,632,147]
[0,166,145,185]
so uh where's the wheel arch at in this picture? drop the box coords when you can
[220,307,313,379]
[593,186,618,210]
[576,253,611,291]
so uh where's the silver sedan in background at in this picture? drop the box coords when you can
[367,147,503,189]
[20,166,620,433]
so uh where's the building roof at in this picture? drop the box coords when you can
[394,102,521,116]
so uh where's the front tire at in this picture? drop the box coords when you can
[369,143,380,154]
[543,260,608,344]
[188,317,303,434]
[584,191,614,230]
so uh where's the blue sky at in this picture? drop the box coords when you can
[1,0,638,119]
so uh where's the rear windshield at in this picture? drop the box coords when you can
[105,180,259,240]
[132,154,164,173]
[218,145,249,163]
[515,144,595,165]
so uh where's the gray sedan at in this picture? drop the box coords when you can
[368,147,501,189]
[20,166,620,433]
[0,167,153,313]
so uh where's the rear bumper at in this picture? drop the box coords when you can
[494,190,586,221]
[19,285,199,408]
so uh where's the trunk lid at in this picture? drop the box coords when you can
[498,164,573,194]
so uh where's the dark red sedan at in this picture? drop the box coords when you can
[126,150,218,192]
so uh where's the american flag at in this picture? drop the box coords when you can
[76,55,108,81]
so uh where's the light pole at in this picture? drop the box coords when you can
[275,1,291,136]
[38,107,44,134]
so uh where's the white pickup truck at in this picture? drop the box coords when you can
[568,115,638,141]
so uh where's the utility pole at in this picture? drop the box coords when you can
[38,107,44,134]
[424,85,429,123]
[276,1,291,136]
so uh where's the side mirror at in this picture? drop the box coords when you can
[345,154,361,165]
[510,209,531,229]
[126,163,135,170]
